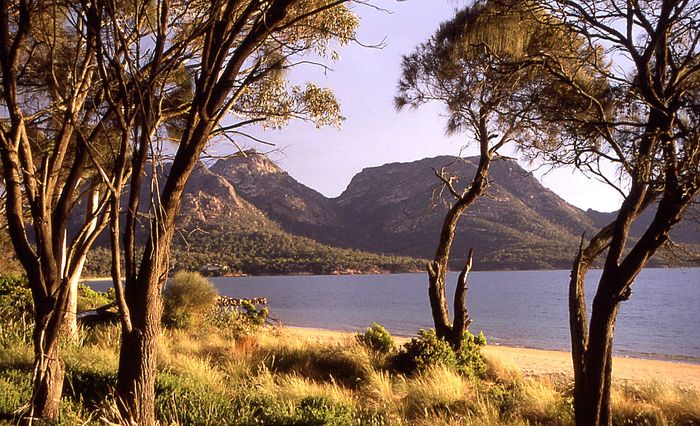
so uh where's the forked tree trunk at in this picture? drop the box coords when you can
[579,291,620,425]
[29,335,64,422]
[428,150,491,350]
[115,218,171,426]
[569,188,692,426]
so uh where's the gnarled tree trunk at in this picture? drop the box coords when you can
[28,313,64,421]
[428,146,492,350]
[569,189,693,426]
[116,269,165,426]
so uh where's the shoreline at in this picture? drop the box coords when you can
[284,326,700,389]
[83,265,700,281]
[283,325,700,367]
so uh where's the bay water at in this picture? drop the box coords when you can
[90,268,699,363]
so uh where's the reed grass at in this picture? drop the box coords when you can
[0,321,697,425]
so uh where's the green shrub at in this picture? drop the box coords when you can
[391,329,455,374]
[162,271,218,329]
[209,301,269,338]
[391,328,487,376]
[294,396,353,425]
[0,275,33,346]
[0,368,31,422]
[356,323,394,354]
[64,368,117,411]
[76,284,113,313]
[456,330,487,376]
[0,275,32,318]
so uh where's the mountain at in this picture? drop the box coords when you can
[333,156,599,269]
[202,152,697,270]
[209,153,597,268]
[210,154,347,245]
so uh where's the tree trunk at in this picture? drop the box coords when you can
[427,154,491,350]
[62,272,80,340]
[427,261,454,340]
[578,292,619,426]
[569,238,589,420]
[26,303,66,423]
[62,188,100,340]
[116,263,165,426]
[450,249,473,348]
[116,282,163,424]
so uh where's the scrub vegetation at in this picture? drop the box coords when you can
[1,274,697,425]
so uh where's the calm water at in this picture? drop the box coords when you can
[90,268,700,363]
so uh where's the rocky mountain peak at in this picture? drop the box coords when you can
[212,150,284,180]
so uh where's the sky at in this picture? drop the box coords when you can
[214,0,625,213]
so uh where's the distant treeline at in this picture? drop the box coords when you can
[81,229,424,277]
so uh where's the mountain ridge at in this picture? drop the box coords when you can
[194,151,697,270]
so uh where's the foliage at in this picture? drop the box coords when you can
[81,247,119,278]
[76,284,113,313]
[209,301,269,338]
[292,396,354,425]
[0,275,33,347]
[172,228,425,276]
[162,272,219,329]
[391,328,486,376]
[0,275,32,318]
[0,229,21,276]
[391,329,455,374]
[0,368,32,423]
[79,228,424,278]
[456,330,488,376]
[356,323,395,354]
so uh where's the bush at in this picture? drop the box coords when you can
[356,323,394,354]
[0,368,32,422]
[209,300,268,338]
[294,396,354,425]
[391,328,487,376]
[162,271,218,329]
[391,329,455,374]
[456,330,487,376]
[0,275,33,346]
[76,284,113,313]
[0,275,32,318]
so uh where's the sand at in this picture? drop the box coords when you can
[284,326,700,389]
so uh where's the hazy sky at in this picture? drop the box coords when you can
[215,0,625,213]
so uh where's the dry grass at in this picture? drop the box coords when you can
[2,322,698,425]
[402,365,478,416]
[612,380,700,425]
[483,352,524,384]
[513,378,571,424]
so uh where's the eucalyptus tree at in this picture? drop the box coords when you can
[0,0,113,419]
[83,0,358,423]
[516,2,700,424]
[395,0,592,349]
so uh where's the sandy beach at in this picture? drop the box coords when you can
[285,326,700,389]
